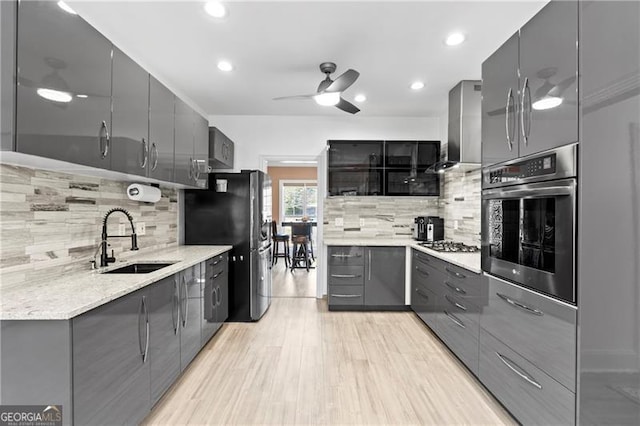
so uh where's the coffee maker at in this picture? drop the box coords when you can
[413,216,444,241]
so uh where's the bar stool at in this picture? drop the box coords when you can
[271,221,290,267]
[290,222,312,272]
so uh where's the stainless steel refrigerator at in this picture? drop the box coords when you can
[184,170,272,321]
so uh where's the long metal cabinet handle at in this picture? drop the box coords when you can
[415,266,430,276]
[193,159,201,181]
[482,185,574,199]
[496,292,543,316]
[505,88,513,151]
[415,288,430,301]
[445,281,466,295]
[181,276,188,327]
[496,352,542,389]
[150,143,159,171]
[331,274,361,278]
[520,77,530,145]
[99,121,110,158]
[142,295,149,363]
[140,138,148,168]
[445,295,467,311]
[368,250,372,281]
[216,286,221,305]
[187,158,194,180]
[172,279,179,335]
[331,253,361,258]
[445,267,466,279]
[138,297,145,358]
[331,294,361,298]
[444,311,466,329]
[211,286,217,309]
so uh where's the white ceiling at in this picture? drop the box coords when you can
[67,1,548,118]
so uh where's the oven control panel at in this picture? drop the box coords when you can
[487,154,556,184]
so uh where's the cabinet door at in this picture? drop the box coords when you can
[73,288,150,426]
[110,47,149,176]
[16,0,112,168]
[211,127,234,168]
[519,0,578,156]
[1,0,16,151]
[328,168,383,196]
[481,32,519,167]
[201,260,218,346]
[328,140,383,168]
[385,170,439,196]
[174,98,194,186]
[216,265,229,323]
[365,247,405,307]
[148,76,174,182]
[193,113,209,188]
[180,264,201,370]
[148,275,181,406]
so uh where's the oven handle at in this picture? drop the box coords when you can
[483,184,574,199]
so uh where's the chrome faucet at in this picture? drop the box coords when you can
[100,208,138,267]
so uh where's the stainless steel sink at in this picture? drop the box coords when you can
[102,262,175,274]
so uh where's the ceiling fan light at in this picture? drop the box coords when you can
[445,33,466,46]
[217,60,233,72]
[532,96,563,110]
[314,92,340,106]
[354,94,366,103]
[410,81,425,90]
[37,88,73,103]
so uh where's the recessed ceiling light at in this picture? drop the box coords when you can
[204,1,227,18]
[314,92,340,106]
[57,1,77,15]
[445,33,466,46]
[532,96,563,110]
[76,94,88,99]
[37,88,73,103]
[410,81,425,90]
[354,94,366,103]
[217,60,233,72]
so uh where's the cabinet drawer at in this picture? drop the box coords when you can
[328,265,365,285]
[328,285,364,306]
[481,275,577,391]
[442,293,480,326]
[413,249,447,273]
[439,309,479,374]
[328,246,365,265]
[207,253,228,276]
[411,283,440,333]
[479,328,575,425]
[442,269,486,302]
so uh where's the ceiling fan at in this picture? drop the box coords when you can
[273,62,361,114]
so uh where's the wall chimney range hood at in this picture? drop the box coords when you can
[427,80,481,173]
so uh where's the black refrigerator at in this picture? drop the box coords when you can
[184,170,272,321]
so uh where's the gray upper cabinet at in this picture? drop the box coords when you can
[148,275,181,406]
[365,247,405,307]
[210,127,235,169]
[193,113,209,188]
[174,98,194,186]
[148,76,175,182]
[72,288,151,426]
[481,33,520,166]
[110,47,150,176]
[0,0,16,151]
[15,0,112,168]
[518,0,578,157]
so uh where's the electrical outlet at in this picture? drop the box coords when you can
[359,218,365,227]
[335,217,344,227]
[138,222,146,235]
[454,220,459,230]
[118,223,126,236]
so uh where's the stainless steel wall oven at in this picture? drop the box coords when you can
[481,144,577,304]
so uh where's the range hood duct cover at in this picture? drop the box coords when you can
[427,80,482,173]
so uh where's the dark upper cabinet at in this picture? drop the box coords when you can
[518,0,578,157]
[1,0,16,151]
[481,33,520,166]
[110,47,149,176]
[481,1,578,167]
[328,140,383,168]
[384,141,440,196]
[174,98,194,186]
[210,127,235,169]
[193,113,209,188]
[385,170,439,196]
[328,168,383,196]
[148,76,175,182]
[15,0,112,168]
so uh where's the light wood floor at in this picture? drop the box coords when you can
[142,298,514,425]
[271,257,317,298]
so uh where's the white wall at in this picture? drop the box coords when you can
[208,115,442,170]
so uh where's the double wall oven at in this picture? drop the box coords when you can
[481,144,577,304]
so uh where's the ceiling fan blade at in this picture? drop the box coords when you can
[325,69,359,93]
[317,77,333,93]
[335,97,360,114]
[272,93,318,101]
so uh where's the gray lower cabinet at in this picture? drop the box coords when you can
[365,247,405,307]
[479,328,575,425]
[15,0,112,169]
[110,47,150,176]
[202,253,229,346]
[180,264,202,371]
[148,76,175,182]
[72,287,151,426]
[148,275,181,406]
[328,246,405,310]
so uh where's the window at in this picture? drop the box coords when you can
[281,180,317,221]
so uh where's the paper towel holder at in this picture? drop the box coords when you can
[127,183,161,203]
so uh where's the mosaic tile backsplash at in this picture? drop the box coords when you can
[0,163,178,286]
[442,168,482,246]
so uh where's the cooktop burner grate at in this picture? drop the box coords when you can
[418,241,480,253]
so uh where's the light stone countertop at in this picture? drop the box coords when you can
[323,239,481,274]
[0,245,232,320]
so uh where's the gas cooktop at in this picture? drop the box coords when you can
[417,241,480,253]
